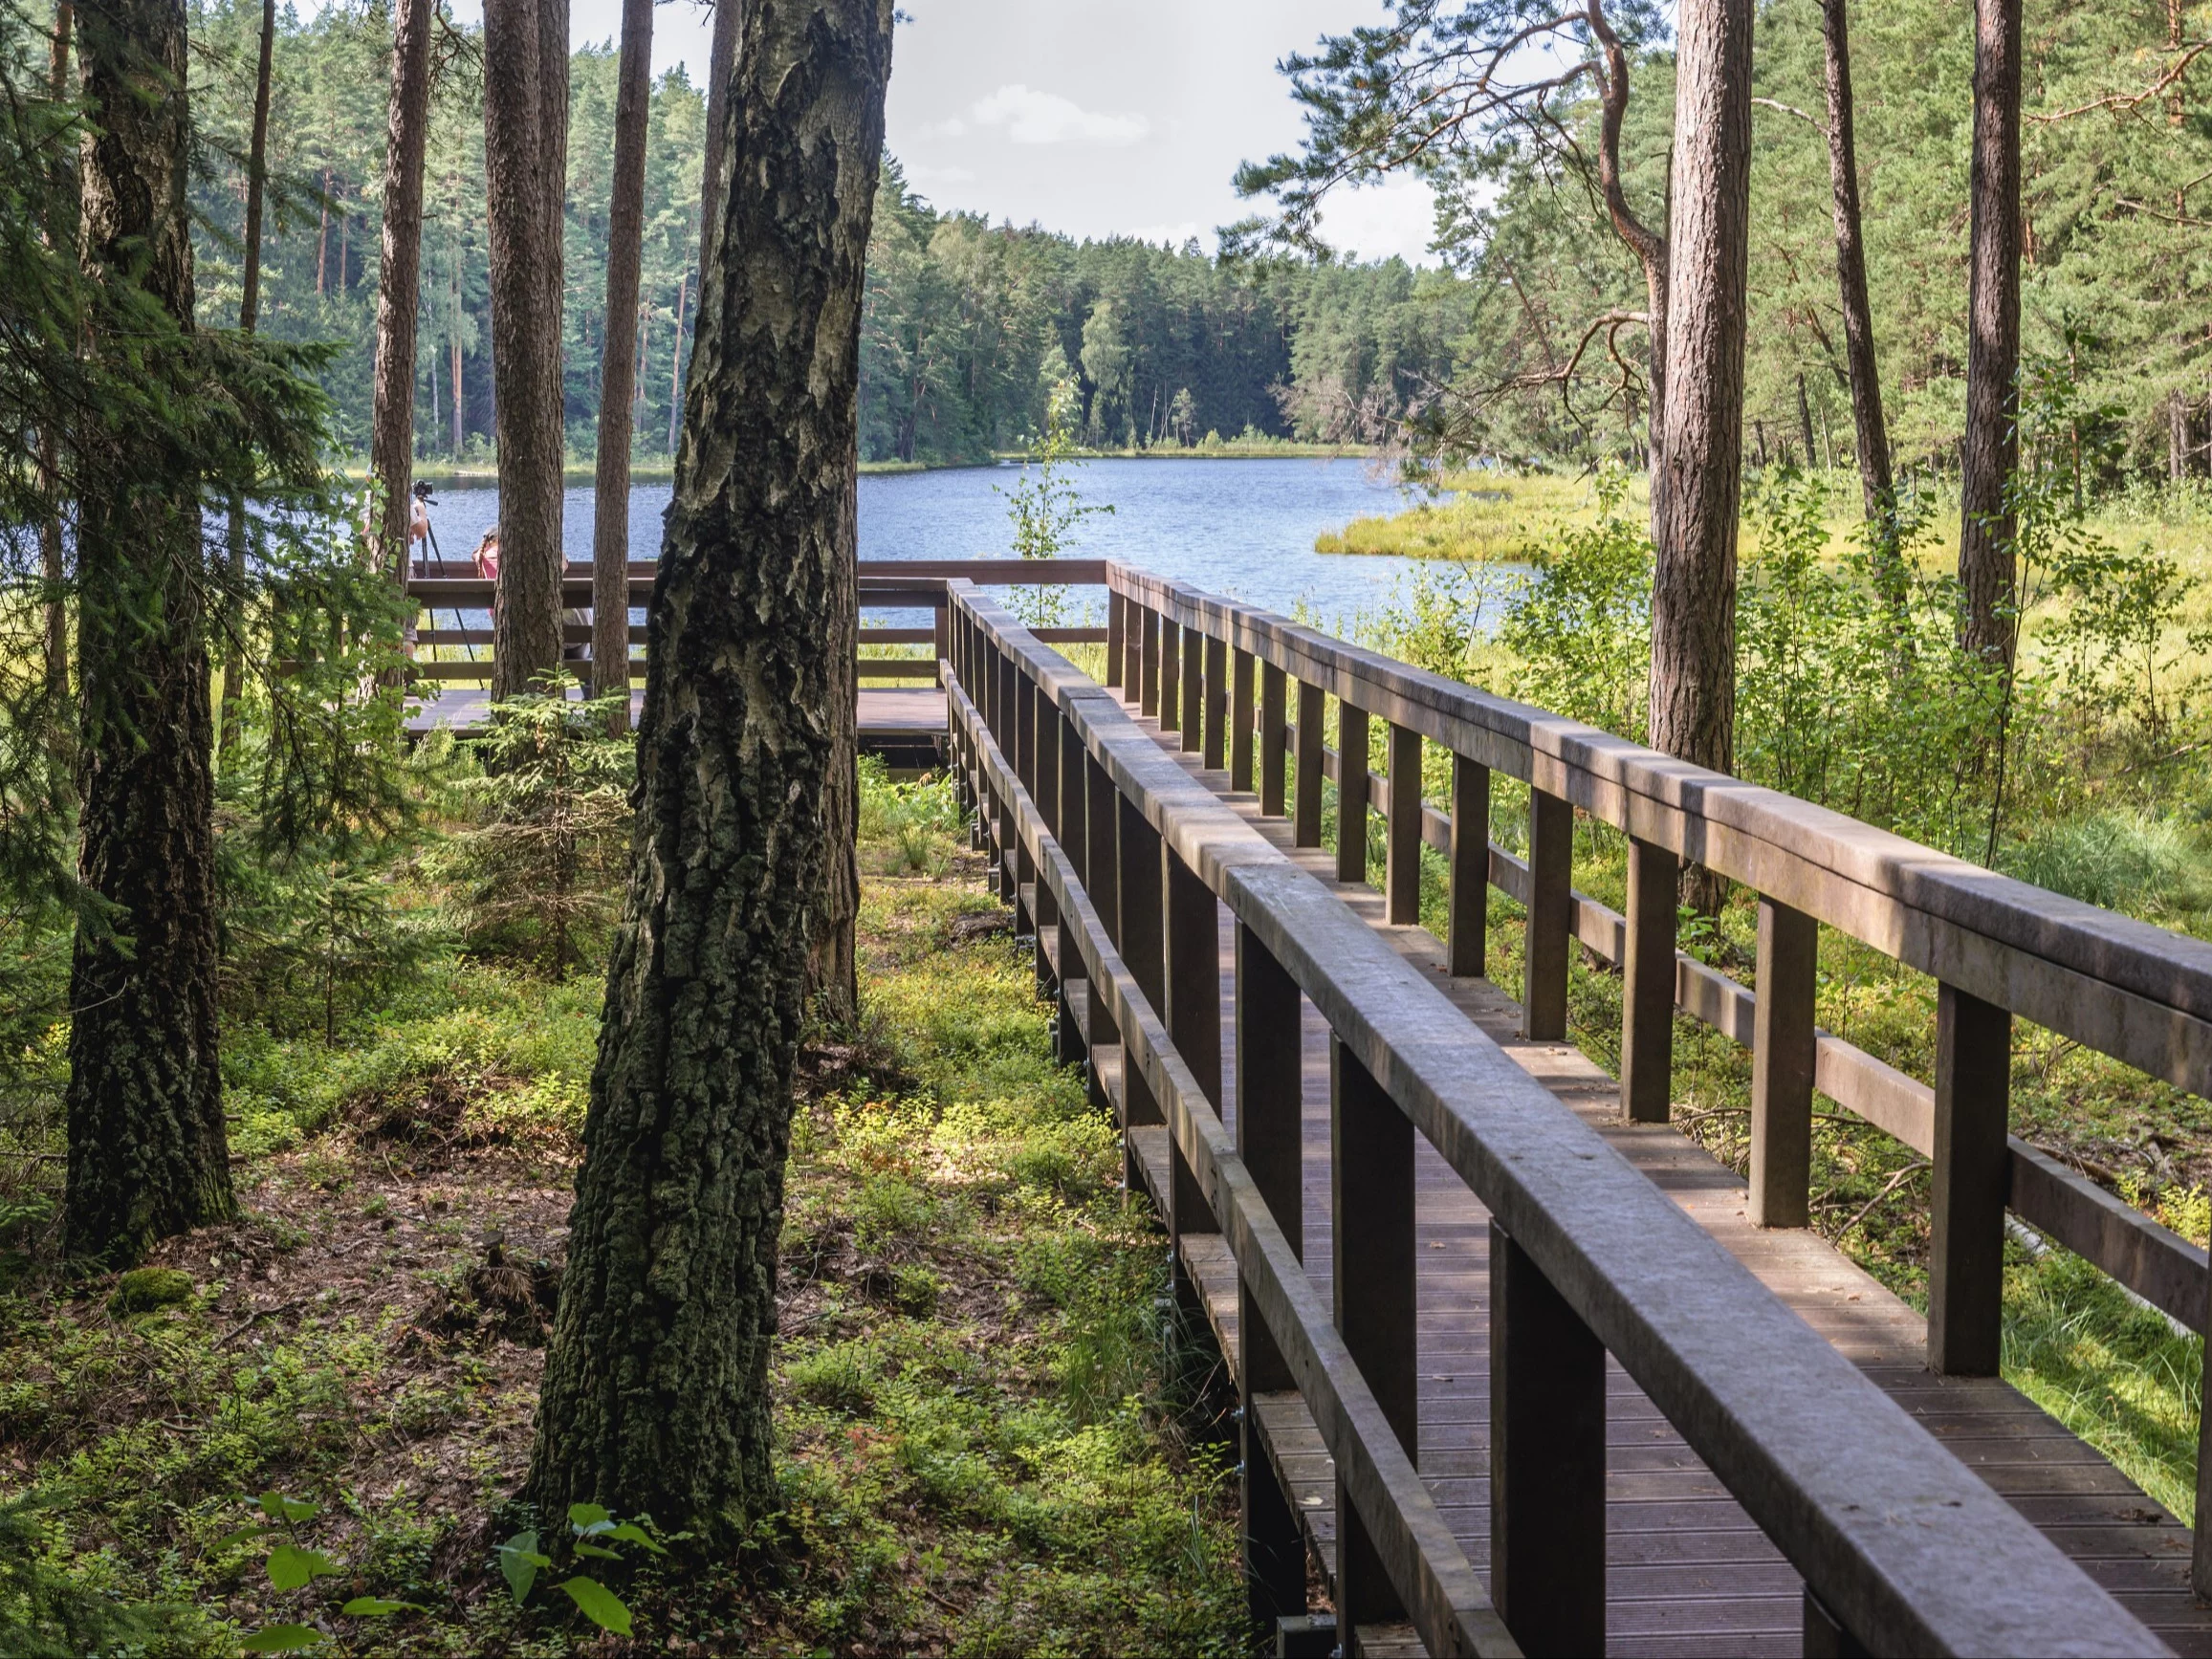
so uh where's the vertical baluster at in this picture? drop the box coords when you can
[1165,849,1223,1298]
[1386,724,1422,926]
[1031,688,1062,996]
[1054,709,1088,1068]
[1748,897,1817,1226]
[1523,788,1572,1042]
[1160,619,1182,733]
[1116,798,1167,1191]
[932,597,949,688]
[1293,681,1325,847]
[1448,753,1489,977]
[1491,1220,1606,1655]
[1236,924,1305,1637]
[1928,983,2011,1375]
[1203,635,1228,769]
[1180,625,1204,754]
[1229,648,1256,793]
[1331,1039,1415,1634]
[1106,591,1126,688]
[1084,755,1122,1124]
[1259,663,1287,817]
[996,656,1019,908]
[1336,700,1369,886]
[1620,838,1680,1124]
[1140,605,1161,718]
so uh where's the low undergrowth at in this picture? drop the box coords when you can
[0,774,1241,1656]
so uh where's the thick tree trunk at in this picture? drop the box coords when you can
[589,0,652,728]
[365,0,432,580]
[1819,0,1902,599]
[527,0,892,1538]
[219,0,274,756]
[39,2,75,709]
[66,0,235,1266]
[1959,0,2023,667]
[1652,0,1753,798]
[483,0,569,698]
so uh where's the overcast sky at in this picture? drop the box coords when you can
[544,0,1439,264]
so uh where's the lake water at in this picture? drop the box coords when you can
[417,456,1441,629]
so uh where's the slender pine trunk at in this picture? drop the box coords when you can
[483,0,569,698]
[366,0,433,580]
[219,0,273,756]
[1959,0,2023,668]
[590,0,652,729]
[527,0,892,1539]
[38,2,75,711]
[1652,0,1754,912]
[66,0,235,1267]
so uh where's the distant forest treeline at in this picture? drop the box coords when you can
[183,2,1456,468]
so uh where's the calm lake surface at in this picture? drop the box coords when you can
[419,457,1438,629]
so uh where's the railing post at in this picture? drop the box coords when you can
[1084,755,1122,1124]
[1293,681,1325,846]
[1058,707,1087,881]
[1106,591,1125,689]
[1523,788,1572,1042]
[1331,1038,1415,1635]
[1259,663,1288,818]
[1160,618,1182,734]
[1620,837,1679,1124]
[1491,1219,1606,1656]
[1448,753,1489,977]
[1749,896,1818,1227]
[1386,724,1422,926]
[931,598,948,688]
[1231,648,1256,793]
[1139,604,1161,718]
[1236,923,1306,1638]
[1336,700,1369,886]
[1180,625,1204,755]
[1031,688,1062,998]
[1201,635,1228,769]
[1928,982,2011,1375]
[1165,847,1223,1299]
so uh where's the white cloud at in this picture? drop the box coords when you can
[969,84,1149,147]
[909,164,979,186]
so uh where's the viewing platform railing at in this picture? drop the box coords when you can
[942,559,2212,1655]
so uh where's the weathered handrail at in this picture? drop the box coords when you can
[947,580,2165,1655]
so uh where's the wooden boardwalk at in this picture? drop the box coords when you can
[1100,701,2212,1658]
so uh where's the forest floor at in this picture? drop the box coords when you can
[0,785,1243,1657]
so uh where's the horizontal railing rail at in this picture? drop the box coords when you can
[946,579,2165,1656]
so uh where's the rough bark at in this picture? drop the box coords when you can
[1651,0,1753,797]
[1959,0,2023,667]
[527,0,893,1538]
[1819,0,1903,599]
[589,0,652,727]
[2173,390,2191,483]
[667,266,688,451]
[814,466,859,1023]
[66,0,235,1266]
[697,0,743,274]
[38,2,75,709]
[1585,0,1670,541]
[365,0,432,580]
[219,0,273,755]
[483,0,569,697]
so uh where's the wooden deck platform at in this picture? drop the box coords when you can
[403,684,948,754]
[1095,701,2212,1658]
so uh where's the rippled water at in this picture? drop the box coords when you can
[416,456,1450,630]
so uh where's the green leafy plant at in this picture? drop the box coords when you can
[494,1503,668,1638]
[999,376,1113,628]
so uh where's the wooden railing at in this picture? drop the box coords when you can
[400,557,1108,686]
[946,568,2192,1654]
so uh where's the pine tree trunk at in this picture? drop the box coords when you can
[526,0,893,1538]
[667,266,687,452]
[2171,390,2188,483]
[484,0,569,699]
[1819,0,1903,600]
[366,0,432,580]
[1652,0,1753,831]
[590,0,652,728]
[39,2,75,709]
[66,0,235,1266]
[219,0,274,755]
[1959,0,2023,668]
